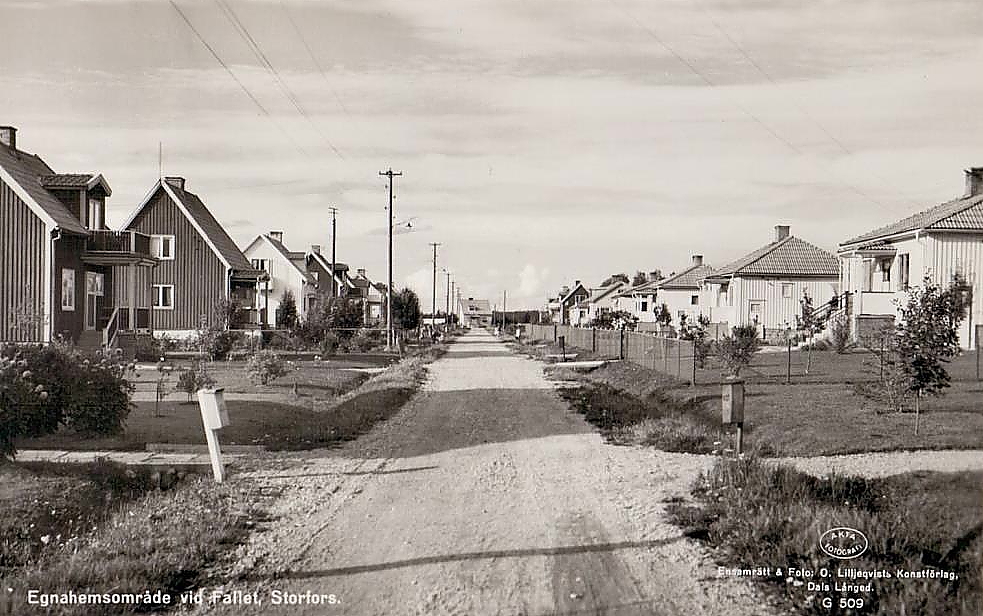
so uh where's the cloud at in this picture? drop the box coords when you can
[518,264,549,298]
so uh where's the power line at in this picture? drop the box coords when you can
[279,0,352,117]
[168,0,309,158]
[606,0,898,212]
[213,0,346,160]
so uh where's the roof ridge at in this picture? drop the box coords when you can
[841,193,983,246]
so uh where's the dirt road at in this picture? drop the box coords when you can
[204,331,773,616]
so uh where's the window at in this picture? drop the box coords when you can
[150,235,175,260]
[781,283,793,298]
[880,259,892,283]
[749,301,763,323]
[61,269,75,311]
[87,199,102,229]
[152,285,174,309]
[691,295,699,305]
[640,301,648,312]
[85,272,104,296]
[899,254,910,290]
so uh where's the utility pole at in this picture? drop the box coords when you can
[443,269,451,325]
[328,206,338,299]
[503,290,507,328]
[429,242,440,331]
[450,279,456,326]
[379,168,402,350]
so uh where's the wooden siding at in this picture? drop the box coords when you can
[927,232,983,348]
[52,234,89,342]
[126,189,227,331]
[729,276,838,330]
[0,179,46,342]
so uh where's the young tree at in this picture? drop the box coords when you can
[655,303,672,328]
[680,314,713,368]
[796,290,826,374]
[894,274,971,434]
[717,324,761,377]
[278,289,299,329]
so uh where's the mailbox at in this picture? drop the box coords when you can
[197,388,230,430]
[721,379,745,424]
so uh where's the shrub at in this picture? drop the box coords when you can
[175,359,216,402]
[347,329,384,353]
[716,324,760,376]
[0,345,134,460]
[132,335,163,362]
[245,350,288,385]
[829,314,851,353]
[319,331,340,355]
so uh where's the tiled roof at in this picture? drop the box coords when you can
[657,264,714,290]
[38,173,93,188]
[166,184,255,273]
[841,193,983,246]
[0,142,89,235]
[589,282,627,303]
[709,236,838,279]
[462,299,492,314]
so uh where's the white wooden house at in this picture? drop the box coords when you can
[243,231,317,326]
[586,280,629,323]
[700,226,839,341]
[652,255,714,326]
[838,167,983,349]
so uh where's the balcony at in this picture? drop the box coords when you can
[856,291,905,316]
[83,230,156,266]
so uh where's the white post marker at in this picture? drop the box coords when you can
[197,388,230,482]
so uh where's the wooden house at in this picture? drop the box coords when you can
[242,231,318,326]
[0,126,156,349]
[122,177,264,337]
[838,167,983,348]
[700,226,839,341]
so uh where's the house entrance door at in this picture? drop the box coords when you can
[85,293,98,330]
[84,272,104,331]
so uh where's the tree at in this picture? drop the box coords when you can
[278,289,299,329]
[601,273,629,287]
[389,287,422,330]
[796,290,826,374]
[631,271,649,286]
[680,314,713,368]
[717,324,761,377]
[587,310,638,331]
[894,274,971,434]
[655,303,672,327]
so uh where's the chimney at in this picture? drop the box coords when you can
[0,126,16,149]
[965,167,983,197]
[164,176,185,190]
[268,230,283,243]
[311,244,321,255]
[774,225,790,242]
[691,255,703,266]
[574,280,581,286]
[356,268,366,277]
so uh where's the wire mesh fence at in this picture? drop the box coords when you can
[524,323,697,383]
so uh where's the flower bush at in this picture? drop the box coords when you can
[245,350,288,385]
[0,344,135,460]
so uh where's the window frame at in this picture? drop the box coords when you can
[781,283,793,299]
[151,234,176,260]
[61,268,76,311]
[87,198,102,230]
[152,284,175,310]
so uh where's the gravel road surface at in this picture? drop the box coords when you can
[199,331,779,616]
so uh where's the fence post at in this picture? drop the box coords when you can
[619,329,625,360]
[592,328,597,353]
[664,337,669,373]
[676,338,682,378]
[691,340,697,387]
[553,324,558,343]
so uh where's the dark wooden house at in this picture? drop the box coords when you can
[0,125,157,348]
[122,177,264,336]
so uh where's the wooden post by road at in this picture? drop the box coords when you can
[786,335,792,384]
[592,328,597,353]
[691,340,697,387]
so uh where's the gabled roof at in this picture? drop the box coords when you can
[38,173,112,196]
[461,298,492,314]
[840,193,983,248]
[656,264,714,290]
[707,236,838,280]
[589,281,627,304]
[245,234,315,283]
[559,282,588,304]
[0,141,89,235]
[308,251,355,289]
[124,179,257,276]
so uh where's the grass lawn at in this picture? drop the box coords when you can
[16,346,442,453]
[547,348,983,456]
[0,461,255,616]
[130,359,370,400]
[670,459,983,616]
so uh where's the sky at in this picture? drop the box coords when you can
[2,0,982,310]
